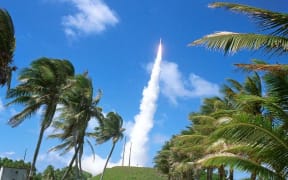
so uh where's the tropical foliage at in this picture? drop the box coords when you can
[92,112,125,180]
[6,58,75,179]
[154,2,288,180]
[4,56,126,179]
[0,157,31,169]
[0,8,16,89]
[49,73,103,180]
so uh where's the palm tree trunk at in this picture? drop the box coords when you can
[61,144,81,180]
[250,171,257,180]
[28,124,46,179]
[100,142,116,180]
[78,147,83,180]
[218,165,225,180]
[207,167,213,180]
[74,143,80,180]
[228,168,233,180]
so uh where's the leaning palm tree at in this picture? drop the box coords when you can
[93,112,125,180]
[188,3,288,178]
[49,73,103,180]
[199,111,288,179]
[0,8,16,89]
[6,58,74,179]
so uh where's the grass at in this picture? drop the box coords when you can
[91,166,167,180]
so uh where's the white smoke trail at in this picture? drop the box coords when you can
[124,40,162,166]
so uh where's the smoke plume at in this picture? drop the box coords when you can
[123,41,162,166]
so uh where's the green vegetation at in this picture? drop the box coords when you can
[91,112,125,180]
[92,166,167,180]
[154,2,288,180]
[0,8,126,179]
[1,1,288,180]
[0,8,16,89]
[0,157,30,169]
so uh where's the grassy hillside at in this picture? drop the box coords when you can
[92,166,167,180]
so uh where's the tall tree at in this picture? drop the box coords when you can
[0,8,16,89]
[154,141,172,179]
[188,3,288,178]
[49,73,103,180]
[93,112,125,180]
[6,58,75,179]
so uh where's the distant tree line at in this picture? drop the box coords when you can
[0,157,30,169]
[0,157,92,180]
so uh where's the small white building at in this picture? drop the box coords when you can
[0,167,27,180]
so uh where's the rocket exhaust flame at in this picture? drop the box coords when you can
[123,40,162,166]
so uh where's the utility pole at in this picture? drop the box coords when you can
[128,142,132,167]
[23,148,27,161]
[121,137,126,166]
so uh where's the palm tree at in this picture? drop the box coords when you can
[199,111,288,179]
[165,96,232,180]
[188,3,288,178]
[93,112,125,180]
[6,58,75,179]
[169,74,267,179]
[154,141,172,179]
[42,165,56,180]
[191,74,288,179]
[0,8,16,89]
[49,73,103,180]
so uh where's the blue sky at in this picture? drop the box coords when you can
[0,0,287,176]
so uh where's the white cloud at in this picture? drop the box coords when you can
[160,61,220,104]
[0,99,4,112]
[87,117,99,131]
[37,144,121,175]
[82,154,121,176]
[0,151,15,157]
[123,120,134,137]
[38,151,70,164]
[152,133,169,145]
[61,0,119,37]
[37,151,70,170]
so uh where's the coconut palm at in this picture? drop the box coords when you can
[200,111,288,179]
[49,73,103,180]
[93,112,125,180]
[171,74,266,179]
[0,8,16,89]
[6,58,75,179]
[166,95,233,180]
[191,72,288,179]
[188,2,288,178]
[154,141,172,178]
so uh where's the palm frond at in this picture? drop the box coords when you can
[173,134,207,145]
[0,8,16,87]
[8,103,41,127]
[209,2,288,37]
[190,32,288,55]
[198,153,284,179]
[49,140,73,153]
[212,122,288,153]
[235,64,288,72]
[86,139,95,161]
